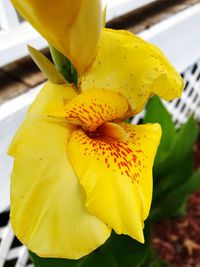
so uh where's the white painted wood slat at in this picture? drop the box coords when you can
[0,0,19,31]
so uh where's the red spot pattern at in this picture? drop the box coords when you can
[66,100,123,131]
[65,90,129,132]
[72,127,148,184]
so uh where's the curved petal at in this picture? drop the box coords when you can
[10,121,111,259]
[28,82,77,117]
[50,89,130,131]
[9,81,111,259]
[80,28,183,114]
[67,122,161,242]
[11,0,102,74]
[9,82,77,156]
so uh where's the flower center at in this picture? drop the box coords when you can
[87,122,129,142]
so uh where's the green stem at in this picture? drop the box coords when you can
[49,44,78,85]
[103,5,107,27]
[49,45,65,70]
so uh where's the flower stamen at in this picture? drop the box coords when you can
[97,122,129,141]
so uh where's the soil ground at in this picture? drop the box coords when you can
[152,137,200,267]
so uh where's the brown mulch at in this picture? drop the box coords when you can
[152,137,200,267]
[152,191,200,267]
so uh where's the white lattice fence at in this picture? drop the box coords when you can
[0,213,33,267]
[167,62,200,127]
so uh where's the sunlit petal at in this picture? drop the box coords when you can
[67,122,161,242]
[80,28,183,114]
[10,120,111,259]
[50,89,130,131]
[9,82,76,156]
[11,0,102,74]
[9,81,111,259]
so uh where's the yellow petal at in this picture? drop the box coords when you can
[80,28,184,114]
[10,120,111,259]
[51,89,130,131]
[9,80,111,258]
[11,0,102,75]
[120,122,161,217]
[146,43,184,101]
[9,81,76,156]
[67,122,161,242]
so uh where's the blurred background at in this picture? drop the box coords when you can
[0,0,200,266]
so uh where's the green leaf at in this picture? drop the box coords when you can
[29,251,80,267]
[148,259,169,267]
[77,249,118,267]
[49,45,67,72]
[143,96,175,167]
[141,249,169,267]
[153,153,193,202]
[106,222,151,267]
[28,45,66,84]
[49,44,78,85]
[102,5,107,27]
[175,196,189,216]
[155,116,199,177]
[151,169,200,220]
[70,62,78,86]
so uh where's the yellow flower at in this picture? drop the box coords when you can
[8,27,183,259]
[10,0,102,75]
[9,81,160,259]
[8,0,183,258]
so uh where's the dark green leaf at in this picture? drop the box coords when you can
[143,96,175,166]
[153,153,193,202]
[141,249,169,267]
[106,222,151,267]
[151,169,200,220]
[49,44,78,84]
[155,116,199,177]
[148,259,169,267]
[175,196,189,216]
[70,62,78,86]
[77,249,118,267]
[29,251,80,267]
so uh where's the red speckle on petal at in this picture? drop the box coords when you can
[72,129,147,184]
